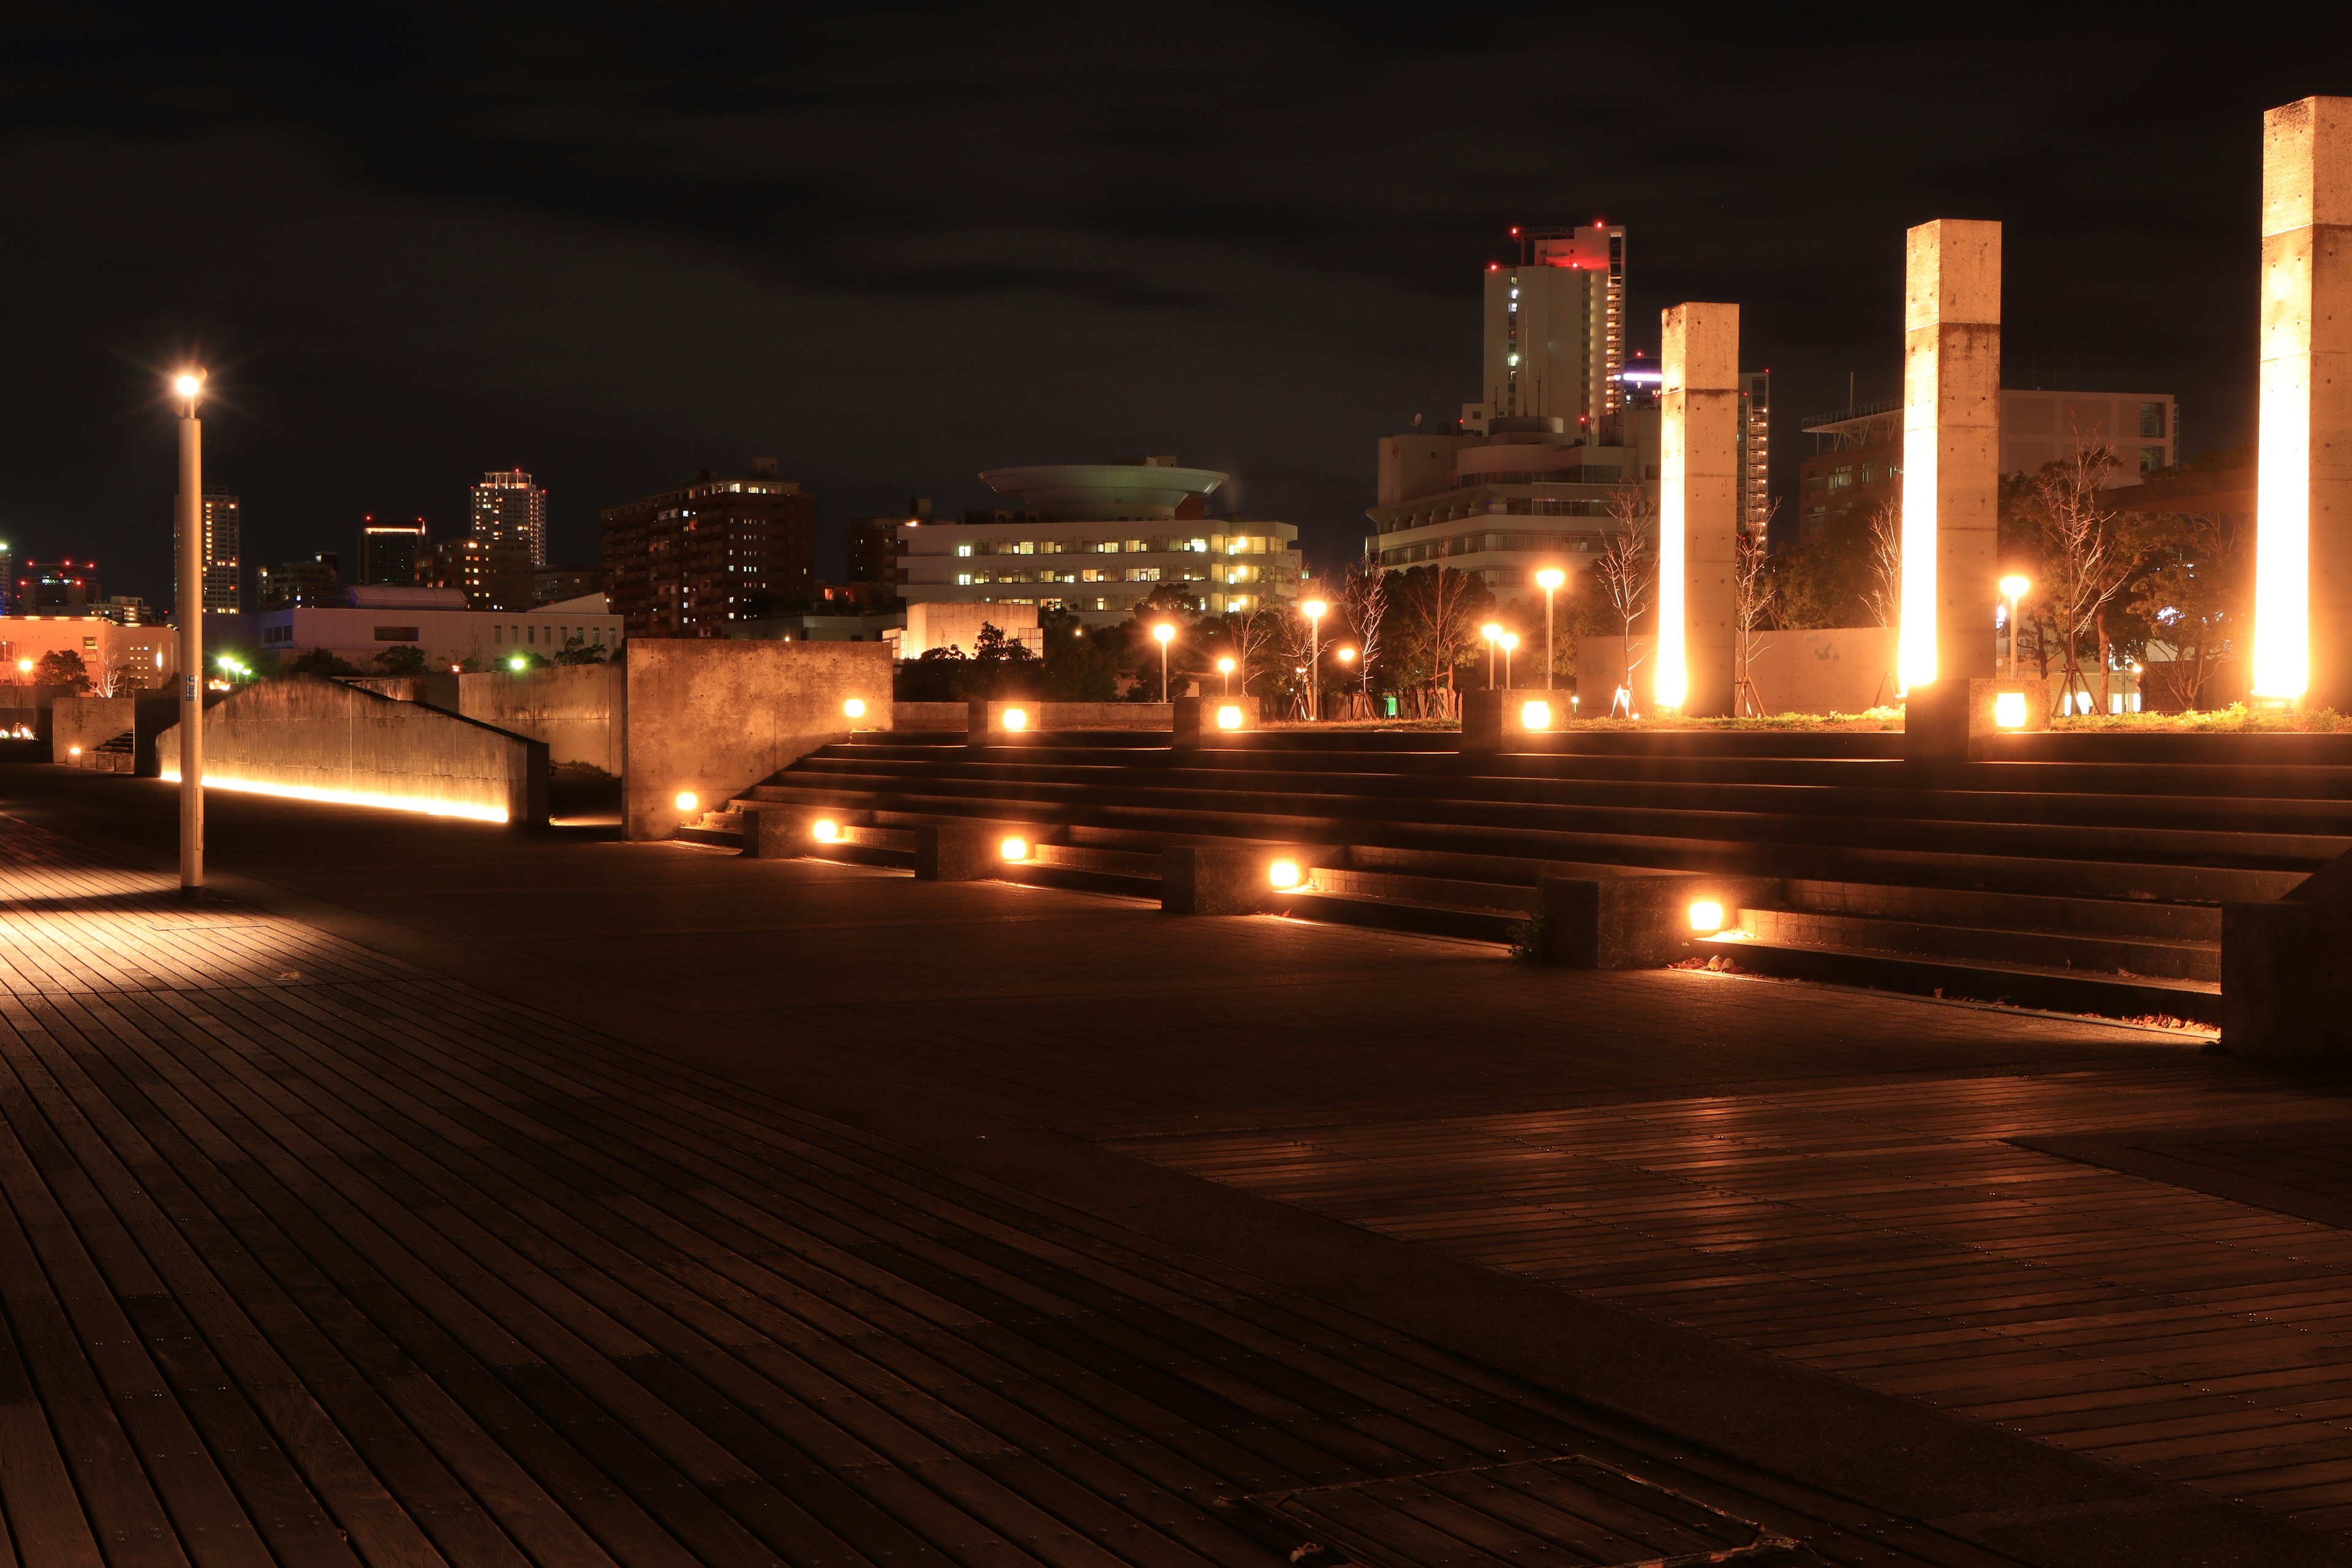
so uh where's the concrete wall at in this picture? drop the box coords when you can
[53,693,179,774]
[156,674,547,825]
[343,674,461,710]
[1581,627,1899,716]
[624,640,893,840]
[0,684,78,742]
[459,663,625,775]
[894,701,968,731]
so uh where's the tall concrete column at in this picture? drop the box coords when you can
[1898,219,2001,691]
[1655,302,1739,715]
[2253,96,2352,707]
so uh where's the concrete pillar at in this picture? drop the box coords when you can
[1657,303,1740,716]
[1899,219,2001,692]
[2252,97,2352,707]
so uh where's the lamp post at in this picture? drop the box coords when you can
[2000,574,2030,677]
[1482,621,1502,688]
[1301,598,1327,720]
[1500,631,1518,688]
[173,369,205,894]
[1152,622,1176,702]
[1216,655,1235,696]
[1535,567,1564,691]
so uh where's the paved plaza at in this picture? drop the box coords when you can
[1,765,2348,1567]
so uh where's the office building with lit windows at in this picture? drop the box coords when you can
[600,461,817,638]
[470,469,548,566]
[171,491,243,613]
[1462,224,1626,437]
[895,459,1299,629]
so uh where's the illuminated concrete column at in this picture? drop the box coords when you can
[1898,219,2001,690]
[2253,96,2352,706]
[1655,302,1740,715]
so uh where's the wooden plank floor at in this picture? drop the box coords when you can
[1117,1047,2352,1537]
[0,815,2010,1568]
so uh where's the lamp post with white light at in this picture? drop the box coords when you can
[1535,567,1564,690]
[1216,655,1235,696]
[1301,598,1327,720]
[1500,630,1518,687]
[1152,622,1176,701]
[1482,621,1502,688]
[173,370,205,894]
[2000,574,2030,677]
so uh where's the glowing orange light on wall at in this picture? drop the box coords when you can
[159,771,508,822]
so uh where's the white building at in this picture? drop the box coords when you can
[257,586,620,670]
[896,459,1300,628]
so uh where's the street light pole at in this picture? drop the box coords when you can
[1153,622,1175,702]
[1536,568,1564,691]
[174,371,205,895]
[1501,631,1517,687]
[1301,599,1327,721]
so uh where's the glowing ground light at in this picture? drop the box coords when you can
[159,772,508,822]
[674,791,699,813]
[1268,859,1302,889]
[1993,691,2029,728]
[1215,704,1243,730]
[508,655,528,672]
[812,818,841,842]
[1687,899,1725,933]
[1520,700,1553,730]
[67,745,81,756]
[999,835,1028,862]
[1001,707,1028,731]
[843,698,867,718]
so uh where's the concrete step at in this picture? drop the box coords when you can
[1774,877,2220,943]
[1708,935,2223,1026]
[1738,907,2219,983]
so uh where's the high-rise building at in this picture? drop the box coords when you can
[0,541,13,615]
[172,491,242,612]
[470,469,548,565]
[418,535,533,611]
[257,552,342,610]
[21,559,100,612]
[1465,224,1626,437]
[600,465,816,638]
[358,516,428,585]
[1738,371,1771,541]
[846,497,927,589]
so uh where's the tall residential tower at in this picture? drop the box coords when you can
[471,469,548,565]
[172,491,243,613]
[1469,224,1626,437]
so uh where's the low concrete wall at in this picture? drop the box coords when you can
[892,702,967,731]
[343,673,461,710]
[157,674,547,825]
[53,693,179,775]
[460,663,625,775]
[1580,628,1898,715]
[624,640,893,840]
[0,684,78,743]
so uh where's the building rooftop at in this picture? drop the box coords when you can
[979,459,1226,521]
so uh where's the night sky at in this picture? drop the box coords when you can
[0,6,2324,604]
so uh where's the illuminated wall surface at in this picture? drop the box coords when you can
[1656,302,1741,715]
[1899,219,2002,691]
[2253,96,2352,705]
[155,674,545,824]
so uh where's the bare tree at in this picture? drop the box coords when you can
[1732,500,1779,716]
[1341,551,1388,706]
[1593,483,1656,711]
[1862,497,1902,631]
[2033,438,2125,714]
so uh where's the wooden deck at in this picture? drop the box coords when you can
[0,815,2019,1568]
[1120,1057,2352,1537]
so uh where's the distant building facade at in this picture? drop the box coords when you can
[0,616,175,690]
[257,586,621,670]
[1739,371,1771,539]
[1463,224,1626,437]
[359,516,429,585]
[20,559,99,613]
[257,552,342,610]
[170,491,242,612]
[470,469,548,566]
[600,464,816,638]
[419,535,532,611]
[531,564,601,606]
[1795,390,2179,548]
[97,596,162,626]
[895,459,1299,628]
[847,497,926,589]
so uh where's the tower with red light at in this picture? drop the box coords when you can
[1474,222,1626,439]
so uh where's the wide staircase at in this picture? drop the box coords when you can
[698,728,2352,1026]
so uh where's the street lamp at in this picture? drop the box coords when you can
[1301,598,1327,720]
[1482,622,1502,689]
[173,368,205,894]
[1499,630,1519,687]
[2000,574,2031,676]
[1535,567,1565,691]
[1152,621,1176,701]
[1216,655,1235,696]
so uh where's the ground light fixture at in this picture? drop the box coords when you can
[843,698,866,719]
[1001,706,1028,731]
[67,745,81,756]
[1687,899,1725,933]
[1993,690,2029,728]
[1521,699,1553,730]
[674,791,698,813]
[999,835,1029,862]
[812,818,841,843]
[508,655,528,673]
[1216,704,1244,730]
[1268,859,1302,890]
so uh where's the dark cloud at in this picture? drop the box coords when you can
[0,3,2318,598]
